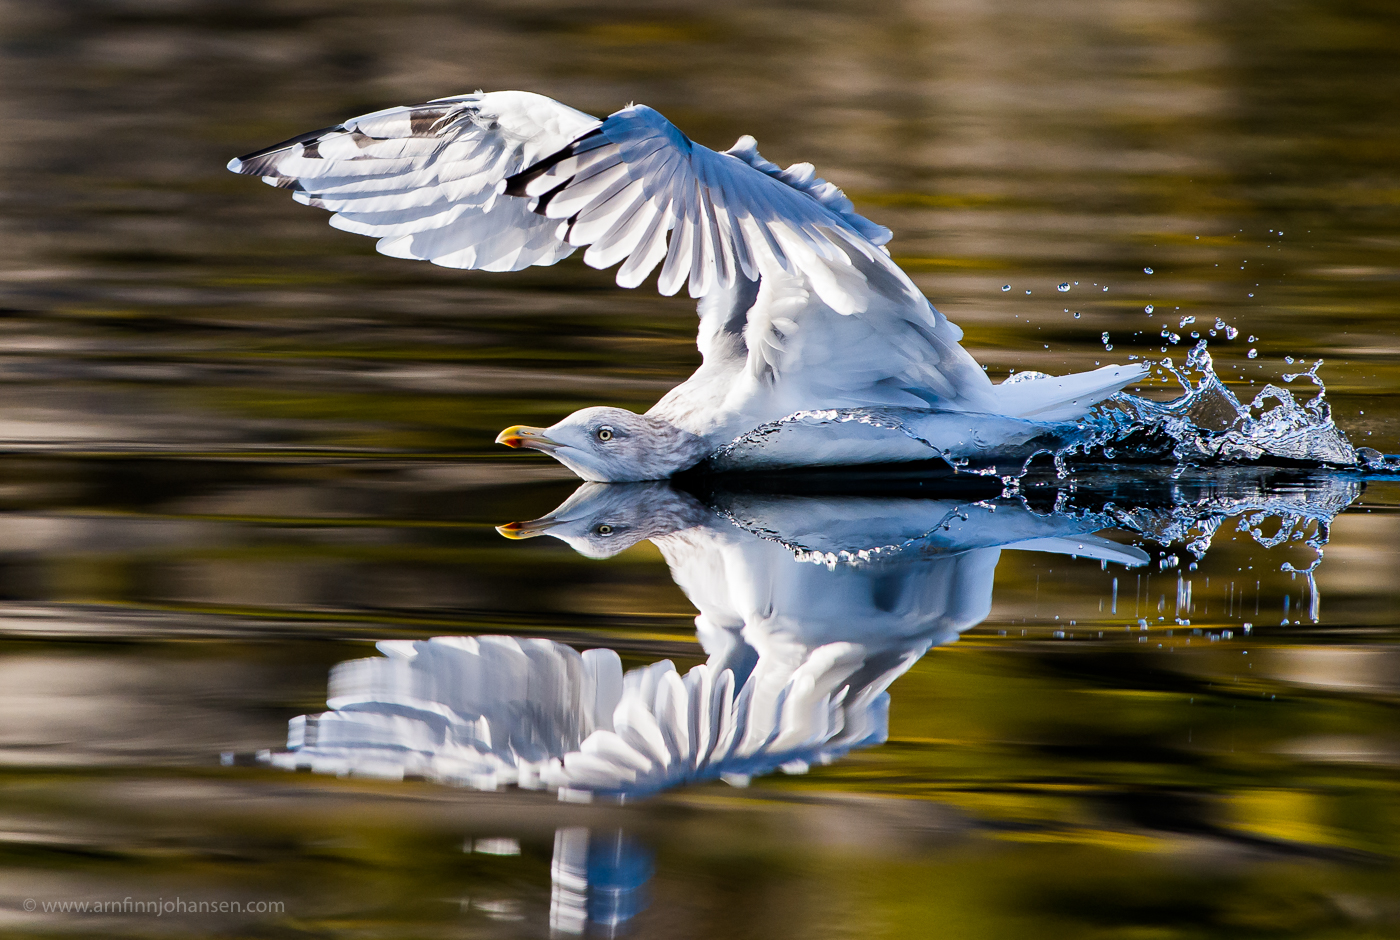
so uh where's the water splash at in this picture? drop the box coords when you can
[1079,340,1365,467]
[1087,470,1360,623]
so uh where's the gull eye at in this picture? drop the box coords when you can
[596,426,614,442]
[596,524,614,536]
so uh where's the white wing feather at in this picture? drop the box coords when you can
[227,91,601,273]
[229,92,913,315]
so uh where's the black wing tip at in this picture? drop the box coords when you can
[227,123,344,176]
[530,179,571,216]
[501,127,607,198]
[500,169,534,198]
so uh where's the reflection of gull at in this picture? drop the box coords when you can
[230,91,1145,482]
[269,484,1145,796]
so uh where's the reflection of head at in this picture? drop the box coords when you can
[497,481,712,558]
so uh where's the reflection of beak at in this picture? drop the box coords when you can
[495,517,559,540]
[495,425,560,451]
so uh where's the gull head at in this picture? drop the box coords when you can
[495,481,713,557]
[495,406,711,482]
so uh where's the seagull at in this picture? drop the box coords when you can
[229,91,1148,481]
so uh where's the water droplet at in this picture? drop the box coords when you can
[1214,318,1226,330]
[1144,267,1154,274]
[1073,312,1081,318]
[1145,304,1154,313]
[1104,344,1113,351]
[1248,348,1258,358]
[1102,286,1108,292]
[1285,355,1294,364]
[1101,331,1111,344]
[1057,283,1070,292]
[1247,335,1257,343]
[1190,331,1199,338]
[1025,289,1032,294]
[1226,326,1238,339]
[1002,284,1011,292]
[1248,292,1254,297]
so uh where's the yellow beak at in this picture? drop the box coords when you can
[495,425,559,451]
[495,517,558,540]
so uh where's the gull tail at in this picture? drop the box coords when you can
[991,363,1149,422]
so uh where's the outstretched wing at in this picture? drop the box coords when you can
[227,90,601,273]
[229,91,915,315]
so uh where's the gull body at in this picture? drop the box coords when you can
[230,90,1147,481]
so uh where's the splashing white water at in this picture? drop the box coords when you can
[1074,340,1375,468]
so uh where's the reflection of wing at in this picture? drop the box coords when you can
[267,634,894,796]
[272,636,622,787]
